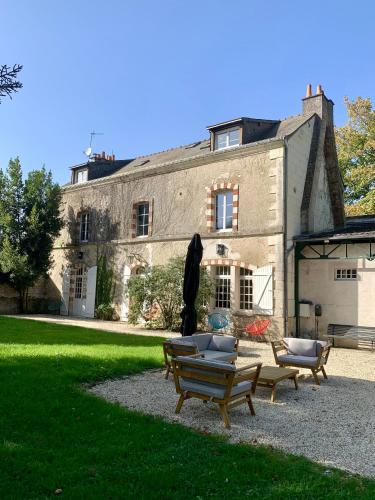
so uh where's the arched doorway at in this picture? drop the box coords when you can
[120,264,148,322]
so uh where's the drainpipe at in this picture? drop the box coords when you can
[283,140,289,338]
[295,242,301,337]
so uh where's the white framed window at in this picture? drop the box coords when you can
[215,191,233,230]
[214,127,240,150]
[74,267,87,299]
[80,212,90,242]
[209,264,272,315]
[76,169,88,184]
[335,269,358,281]
[136,203,149,237]
[215,266,231,309]
[240,268,253,310]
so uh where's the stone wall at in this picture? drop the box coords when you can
[0,277,51,314]
[51,141,287,335]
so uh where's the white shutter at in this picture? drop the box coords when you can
[252,265,273,315]
[84,266,97,318]
[60,267,71,316]
[121,265,132,321]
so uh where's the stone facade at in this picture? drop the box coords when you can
[45,87,345,337]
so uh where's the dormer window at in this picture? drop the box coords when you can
[214,127,240,150]
[75,169,88,184]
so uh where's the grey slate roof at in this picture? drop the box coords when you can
[112,113,313,176]
[69,113,314,183]
[262,114,314,140]
[116,139,212,174]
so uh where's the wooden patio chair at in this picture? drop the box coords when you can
[163,340,198,380]
[271,338,331,385]
[171,355,262,428]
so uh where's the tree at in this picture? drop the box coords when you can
[0,158,63,311]
[0,64,23,102]
[335,96,375,215]
[127,257,214,330]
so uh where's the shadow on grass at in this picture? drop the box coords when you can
[0,316,164,348]
[1,355,374,499]
[0,317,374,499]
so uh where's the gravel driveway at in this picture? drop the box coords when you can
[90,341,375,478]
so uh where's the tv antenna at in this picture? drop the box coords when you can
[83,130,104,158]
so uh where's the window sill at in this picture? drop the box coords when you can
[214,144,240,152]
[234,310,255,317]
[334,279,358,282]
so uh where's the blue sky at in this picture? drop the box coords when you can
[1,0,374,185]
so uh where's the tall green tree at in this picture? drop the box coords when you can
[0,158,63,311]
[335,96,375,215]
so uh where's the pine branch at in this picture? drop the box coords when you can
[0,64,23,102]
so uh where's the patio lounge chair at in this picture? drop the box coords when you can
[171,355,262,428]
[163,333,239,380]
[271,338,331,385]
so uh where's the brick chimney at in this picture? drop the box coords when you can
[302,83,334,126]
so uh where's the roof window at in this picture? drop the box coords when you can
[214,127,240,150]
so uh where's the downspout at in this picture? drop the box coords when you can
[295,242,301,337]
[283,139,289,338]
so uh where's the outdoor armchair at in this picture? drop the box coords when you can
[271,338,331,385]
[163,333,239,379]
[171,355,262,428]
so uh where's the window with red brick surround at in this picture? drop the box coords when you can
[206,182,239,232]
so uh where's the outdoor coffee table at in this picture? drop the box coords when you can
[253,365,299,402]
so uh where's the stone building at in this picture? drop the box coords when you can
[47,84,374,338]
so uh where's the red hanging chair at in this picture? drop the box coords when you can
[244,319,271,341]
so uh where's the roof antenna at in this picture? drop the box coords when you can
[83,130,104,158]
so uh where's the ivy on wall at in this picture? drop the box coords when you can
[95,254,116,320]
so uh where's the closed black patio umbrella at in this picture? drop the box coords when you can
[180,233,203,336]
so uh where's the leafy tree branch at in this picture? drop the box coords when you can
[335,96,375,215]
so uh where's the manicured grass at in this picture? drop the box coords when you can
[0,317,373,499]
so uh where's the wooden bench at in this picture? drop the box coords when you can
[327,324,375,350]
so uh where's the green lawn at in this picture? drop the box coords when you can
[0,317,373,499]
